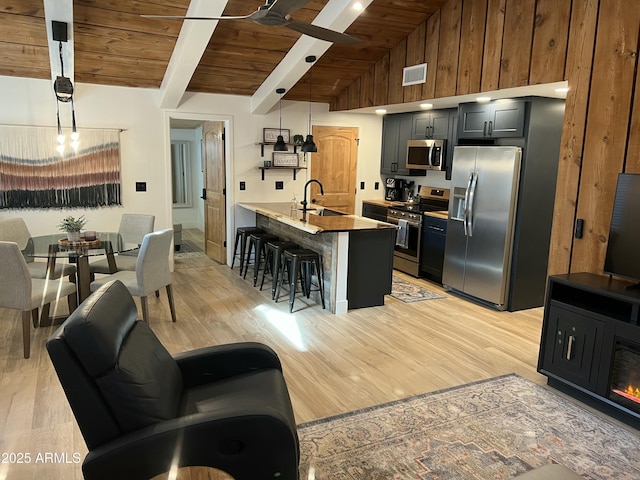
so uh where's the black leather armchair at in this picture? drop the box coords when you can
[46,280,299,480]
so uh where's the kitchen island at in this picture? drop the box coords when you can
[237,203,397,313]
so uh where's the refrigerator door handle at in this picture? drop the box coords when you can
[463,171,473,236]
[467,172,478,237]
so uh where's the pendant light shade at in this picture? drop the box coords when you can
[301,55,318,153]
[274,87,288,151]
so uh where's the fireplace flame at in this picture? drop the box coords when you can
[612,384,640,405]
[625,384,640,399]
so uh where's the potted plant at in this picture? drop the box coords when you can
[58,215,87,242]
[292,134,305,146]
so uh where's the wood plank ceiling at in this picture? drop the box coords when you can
[0,0,448,107]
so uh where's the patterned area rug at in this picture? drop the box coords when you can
[174,239,206,258]
[390,275,446,302]
[298,374,640,479]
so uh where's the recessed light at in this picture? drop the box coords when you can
[375,109,387,115]
[420,103,433,109]
[353,2,363,10]
[476,96,492,103]
[555,87,569,93]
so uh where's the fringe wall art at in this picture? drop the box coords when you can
[0,125,122,209]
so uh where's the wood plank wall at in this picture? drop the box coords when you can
[332,0,640,279]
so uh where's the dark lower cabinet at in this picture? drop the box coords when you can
[541,303,605,391]
[362,202,389,222]
[347,230,395,309]
[420,216,447,283]
[538,273,640,427]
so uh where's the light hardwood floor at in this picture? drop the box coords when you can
[0,229,571,479]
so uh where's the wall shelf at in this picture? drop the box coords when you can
[257,143,300,157]
[258,166,306,181]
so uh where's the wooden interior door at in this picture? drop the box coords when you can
[203,121,226,263]
[309,126,358,213]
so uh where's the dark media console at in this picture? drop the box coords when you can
[538,272,640,428]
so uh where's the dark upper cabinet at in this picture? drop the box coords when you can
[458,99,526,138]
[381,113,413,175]
[411,109,454,139]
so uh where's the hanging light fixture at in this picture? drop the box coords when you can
[273,87,288,151]
[52,20,79,153]
[301,55,318,153]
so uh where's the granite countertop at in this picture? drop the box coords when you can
[362,199,404,207]
[424,210,449,220]
[238,202,397,234]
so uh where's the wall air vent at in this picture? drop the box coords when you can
[402,63,427,86]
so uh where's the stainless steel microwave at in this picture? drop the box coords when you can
[406,139,446,170]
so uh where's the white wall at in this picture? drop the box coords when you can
[0,75,385,261]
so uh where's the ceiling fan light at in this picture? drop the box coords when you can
[301,134,317,153]
[274,135,288,151]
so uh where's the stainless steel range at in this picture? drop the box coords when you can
[387,186,449,277]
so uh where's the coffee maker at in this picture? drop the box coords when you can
[385,178,405,201]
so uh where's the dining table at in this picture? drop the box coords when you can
[23,232,139,305]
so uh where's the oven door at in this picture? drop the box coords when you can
[386,216,421,261]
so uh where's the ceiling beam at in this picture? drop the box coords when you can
[158,0,228,109]
[43,0,74,84]
[250,0,373,115]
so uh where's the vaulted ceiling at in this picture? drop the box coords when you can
[0,0,448,113]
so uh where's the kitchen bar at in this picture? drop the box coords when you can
[237,203,397,314]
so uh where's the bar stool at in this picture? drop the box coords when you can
[243,232,279,286]
[260,240,298,299]
[276,249,325,313]
[231,226,263,274]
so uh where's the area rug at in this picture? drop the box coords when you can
[390,275,446,302]
[174,239,206,258]
[297,374,640,479]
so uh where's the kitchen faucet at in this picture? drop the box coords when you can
[300,179,324,216]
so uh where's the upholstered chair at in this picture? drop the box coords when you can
[0,217,77,280]
[46,280,300,480]
[89,213,155,274]
[0,241,77,358]
[90,228,176,323]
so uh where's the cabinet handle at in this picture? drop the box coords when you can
[488,120,493,136]
[566,334,575,360]
[483,121,488,136]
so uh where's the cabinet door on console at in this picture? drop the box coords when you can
[541,304,606,391]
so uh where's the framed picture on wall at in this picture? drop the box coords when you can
[272,152,299,167]
[263,128,290,144]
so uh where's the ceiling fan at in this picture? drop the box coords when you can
[142,0,362,45]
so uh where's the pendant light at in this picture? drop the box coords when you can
[273,87,288,151]
[52,20,79,152]
[301,55,318,153]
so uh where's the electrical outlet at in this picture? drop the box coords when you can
[239,181,246,191]
[360,181,365,190]
[374,182,379,190]
[135,182,146,192]
[275,181,284,190]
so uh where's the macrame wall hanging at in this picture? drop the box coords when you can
[0,125,122,209]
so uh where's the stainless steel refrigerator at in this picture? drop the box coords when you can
[442,146,522,310]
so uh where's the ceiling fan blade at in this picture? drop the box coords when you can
[141,14,250,21]
[286,20,362,45]
[268,0,311,16]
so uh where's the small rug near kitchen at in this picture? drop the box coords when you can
[390,275,446,302]
[297,374,640,479]
[174,239,206,258]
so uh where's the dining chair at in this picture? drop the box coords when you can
[90,228,176,323]
[0,217,77,280]
[89,213,155,275]
[0,241,77,358]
